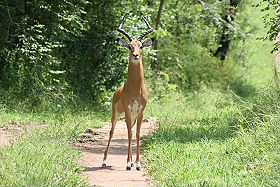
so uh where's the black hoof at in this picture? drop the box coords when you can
[131,163,134,167]
[136,166,141,171]
[126,166,131,170]
[102,163,107,167]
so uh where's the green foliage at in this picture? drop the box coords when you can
[0,1,88,106]
[254,0,279,51]
[0,0,129,108]
[150,0,251,93]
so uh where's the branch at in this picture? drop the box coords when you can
[197,0,210,9]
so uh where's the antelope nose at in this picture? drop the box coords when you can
[133,53,139,59]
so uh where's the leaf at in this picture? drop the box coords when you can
[49,70,66,74]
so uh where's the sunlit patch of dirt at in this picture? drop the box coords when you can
[0,123,47,146]
[74,117,158,187]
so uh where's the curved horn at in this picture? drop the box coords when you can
[137,16,154,41]
[117,15,133,42]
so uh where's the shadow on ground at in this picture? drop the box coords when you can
[142,109,251,146]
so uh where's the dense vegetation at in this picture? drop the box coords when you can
[0,0,279,187]
[0,0,256,108]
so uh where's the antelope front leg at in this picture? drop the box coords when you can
[136,112,144,171]
[102,109,118,167]
[125,112,134,170]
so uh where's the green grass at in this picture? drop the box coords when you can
[143,87,280,187]
[0,107,110,187]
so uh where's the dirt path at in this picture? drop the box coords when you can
[0,127,10,146]
[0,124,26,146]
[75,117,157,187]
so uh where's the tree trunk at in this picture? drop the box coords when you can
[25,0,32,20]
[214,0,241,62]
[151,0,166,70]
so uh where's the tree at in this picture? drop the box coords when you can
[151,0,166,70]
[214,0,241,61]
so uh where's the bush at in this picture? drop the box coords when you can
[0,0,127,109]
[156,36,246,93]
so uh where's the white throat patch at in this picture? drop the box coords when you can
[131,59,140,64]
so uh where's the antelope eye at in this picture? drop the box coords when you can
[128,45,133,51]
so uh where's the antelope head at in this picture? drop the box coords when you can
[117,16,154,64]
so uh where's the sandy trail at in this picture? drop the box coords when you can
[0,124,28,146]
[75,117,157,187]
[0,127,10,146]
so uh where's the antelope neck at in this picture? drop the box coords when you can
[126,60,145,95]
[128,58,144,79]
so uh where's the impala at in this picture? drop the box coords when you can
[102,16,154,171]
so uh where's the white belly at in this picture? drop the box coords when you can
[128,100,143,123]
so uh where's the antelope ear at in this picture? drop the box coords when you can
[117,38,130,49]
[141,38,154,48]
